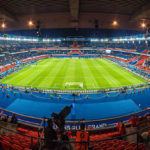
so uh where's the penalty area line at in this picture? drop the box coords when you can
[31,77,41,87]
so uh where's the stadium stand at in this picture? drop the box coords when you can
[0,110,149,150]
[1,1,150,149]
[0,36,150,150]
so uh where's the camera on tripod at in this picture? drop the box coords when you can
[51,105,72,133]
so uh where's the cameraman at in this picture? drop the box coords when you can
[75,123,89,150]
[44,119,58,150]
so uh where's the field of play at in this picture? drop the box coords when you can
[0,58,147,90]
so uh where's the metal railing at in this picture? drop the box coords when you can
[3,82,150,94]
[0,120,150,150]
[0,107,150,130]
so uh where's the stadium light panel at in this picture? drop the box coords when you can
[28,20,33,26]
[141,22,146,28]
[112,20,118,26]
[1,23,6,28]
[43,39,50,42]
[56,39,61,42]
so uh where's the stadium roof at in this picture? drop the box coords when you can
[0,0,150,30]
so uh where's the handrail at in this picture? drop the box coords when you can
[0,108,42,121]
[66,108,150,124]
[0,121,149,145]
[5,82,150,94]
[0,107,150,128]
[38,118,45,150]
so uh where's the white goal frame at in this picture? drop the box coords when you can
[65,82,83,88]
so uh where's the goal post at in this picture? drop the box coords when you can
[70,57,80,59]
[65,82,83,89]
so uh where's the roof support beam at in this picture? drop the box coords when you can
[68,0,79,21]
[130,1,150,22]
[0,8,16,22]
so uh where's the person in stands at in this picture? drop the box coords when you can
[75,123,89,150]
[50,94,53,99]
[11,114,18,124]
[129,115,138,127]
[86,95,88,99]
[59,94,61,99]
[3,115,10,122]
[118,121,126,139]
[44,119,58,150]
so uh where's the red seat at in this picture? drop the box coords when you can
[0,140,11,150]
[125,146,135,150]
[121,141,129,145]
[93,146,101,150]
[112,143,120,148]
[100,143,107,148]
[9,134,18,140]
[12,139,22,146]
[138,143,146,150]
[127,142,137,148]
[16,134,25,140]
[117,145,126,150]
[11,144,24,150]
[107,148,116,150]
[21,142,31,148]
[1,136,11,142]
[17,128,28,134]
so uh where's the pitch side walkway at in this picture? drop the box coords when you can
[0,87,149,120]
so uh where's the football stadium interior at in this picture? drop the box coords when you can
[1,0,150,150]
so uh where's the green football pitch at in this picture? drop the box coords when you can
[0,58,147,90]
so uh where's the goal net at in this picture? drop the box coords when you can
[65,82,83,89]
[71,57,79,59]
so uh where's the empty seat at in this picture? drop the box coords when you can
[12,144,24,150]
[21,142,31,148]
[12,139,21,145]
[138,143,146,150]
[0,140,11,150]
[1,136,11,142]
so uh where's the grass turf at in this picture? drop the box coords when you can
[0,58,147,90]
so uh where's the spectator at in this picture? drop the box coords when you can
[86,95,88,99]
[141,132,149,144]
[78,92,81,97]
[117,121,122,131]
[11,114,18,124]
[75,123,89,150]
[119,121,126,138]
[0,113,3,120]
[7,93,10,98]
[129,115,138,127]
[44,119,58,150]
[59,94,61,99]
[67,130,72,138]
[50,94,53,99]
[3,115,10,122]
